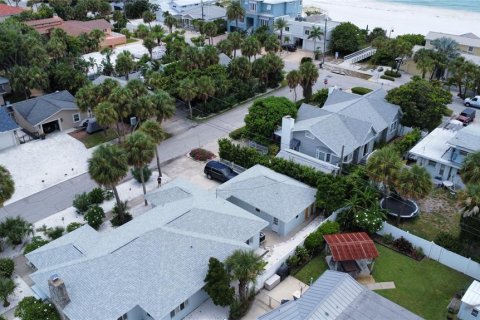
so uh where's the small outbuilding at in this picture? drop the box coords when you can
[11,91,85,136]
[217,164,317,236]
[0,107,19,151]
[324,232,379,279]
[458,280,480,320]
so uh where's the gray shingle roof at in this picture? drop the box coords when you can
[27,178,267,320]
[0,107,18,133]
[448,124,480,152]
[91,75,127,87]
[217,165,316,223]
[295,104,375,156]
[323,89,400,133]
[12,91,78,126]
[259,270,423,320]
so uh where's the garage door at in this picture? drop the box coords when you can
[0,131,16,150]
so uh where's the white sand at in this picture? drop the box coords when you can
[306,0,480,36]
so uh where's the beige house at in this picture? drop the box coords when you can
[402,32,480,77]
[11,91,86,136]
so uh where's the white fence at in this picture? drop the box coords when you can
[378,222,480,280]
[255,210,341,290]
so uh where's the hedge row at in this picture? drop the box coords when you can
[351,87,373,95]
[384,70,401,78]
[380,75,395,81]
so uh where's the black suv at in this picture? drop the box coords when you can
[204,161,238,182]
[281,44,297,52]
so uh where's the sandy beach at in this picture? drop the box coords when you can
[304,0,480,35]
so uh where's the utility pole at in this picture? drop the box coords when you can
[322,18,327,65]
[201,0,204,20]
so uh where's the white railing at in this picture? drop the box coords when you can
[344,47,377,64]
[378,222,480,280]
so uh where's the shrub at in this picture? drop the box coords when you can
[382,233,395,245]
[391,128,422,156]
[444,108,453,116]
[0,258,14,278]
[304,231,324,255]
[268,144,279,156]
[15,296,61,320]
[393,237,414,255]
[351,87,373,95]
[103,189,114,200]
[88,187,105,204]
[229,127,246,140]
[384,70,401,77]
[310,89,329,107]
[353,208,384,234]
[131,166,152,183]
[111,201,133,226]
[66,222,83,233]
[45,226,64,240]
[380,75,395,81]
[229,296,254,320]
[73,192,91,214]
[84,205,105,230]
[435,232,463,253]
[294,246,310,264]
[318,221,340,235]
[414,246,424,259]
[189,148,215,161]
[23,236,49,254]
[286,254,300,268]
[300,57,313,64]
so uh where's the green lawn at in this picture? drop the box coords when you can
[373,245,471,320]
[80,129,118,148]
[294,255,328,285]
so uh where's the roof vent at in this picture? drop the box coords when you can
[50,273,60,282]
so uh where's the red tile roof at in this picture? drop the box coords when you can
[0,4,26,17]
[323,232,379,262]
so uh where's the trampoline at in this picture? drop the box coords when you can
[380,194,419,219]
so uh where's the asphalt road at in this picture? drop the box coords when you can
[0,68,427,223]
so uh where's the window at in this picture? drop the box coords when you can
[305,131,314,139]
[472,309,479,317]
[285,26,289,31]
[72,113,81,123]
[325,154,331,162]
[259,18,269,27]
[249,2,256,11]
[304,29,310,35]
[266,4,271,10]
[390,120,397,133]
[296,215,299,219]
[171,300,189,318]
[117,314,128,320]
[363,144,369,156]
[460,150,468,157]
[316,149,325,161]
[428,160,436,167]
[273,217,279,225]
[255,208,260,212]
[439,165,445,176]
[469,46,474,52]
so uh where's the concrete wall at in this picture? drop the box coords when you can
[415,156,459,182]
[160,289,209,320]
[0,130,18,150]
[283,203,315,235]
[457,302,477,320]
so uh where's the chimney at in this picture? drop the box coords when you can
[48,274,70,309]
[281,115,295,150]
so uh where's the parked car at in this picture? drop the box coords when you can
[81,118,104,134]
[281,44,297,52]
[204,161,238,182]
[456,108,476,126]
[464,96,480,108]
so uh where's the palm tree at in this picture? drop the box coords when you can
[461,151,480,185]
[216,39,234,58]
[124,132,155,205]
[202,45,219,67]
[0,216,32,245]
[142,10,156,29]
[225,249,265,301]
[227,32,243,58]
[109,86,132,140]
[195,76,216,112]
[140,120,166,182]
[273,17,289,47]
[366,146,403,200]
[164,15,177,34]
[264,34,280,53]
[241,36,261,61]
[150,90,175,123]
[252,57,269,87]
[431,37,459,79]
[88,145,129,223]
[94,102,118,137]
[177,78,196,119]
[299,61,319,101]
[286,70,301,101]
[143,37,156,60]
[0,166,14,207]
[458,184,480,217]
[226,1,245,32]
[229,56,252,80]
[308,26,323,58]
[204,22,218,45]
[395,165,432,225]
[151,25,165,45]
[413,48,435,79]
[115,51,135,80]
[0,277,16,307]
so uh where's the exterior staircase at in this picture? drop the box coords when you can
[343,47,377,64]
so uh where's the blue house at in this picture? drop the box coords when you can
[228,0,302,33]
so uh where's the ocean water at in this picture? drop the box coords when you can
[381,0,480,12]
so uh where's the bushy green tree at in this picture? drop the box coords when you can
[330,22,363,55]
[0,217,32,245]
[84,205,105,230]
[0,259,14,279]
[23,236,49,254]
[204,257,235,307]
[386,76,452,131]
[0,166,14,207]
[15,296,61,320]
[244,97,297,140]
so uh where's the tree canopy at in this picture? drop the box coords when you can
[330,22,363,55]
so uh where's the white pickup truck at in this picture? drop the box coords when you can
[464,96,480,108]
